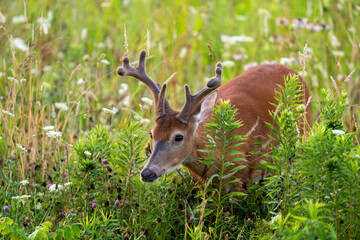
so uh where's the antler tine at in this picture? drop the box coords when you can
[117,50,160,101]
[117,50,176,118]
[176,63,223,124]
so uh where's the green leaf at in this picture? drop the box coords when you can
[63,226,72,239]
[71,224,81,237]
[231,165,246,172]
[41,221,52,231]
[206,174,220,187]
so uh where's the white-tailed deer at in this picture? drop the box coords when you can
[117,50,311,192]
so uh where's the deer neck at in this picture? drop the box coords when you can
[181,131,215,183]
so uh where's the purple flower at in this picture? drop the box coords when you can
[176,167,181,171]
[98,177,102,180]
[4,206,9,212]
[63,172,68,178]
[44,194,47,198]
[89,199,97,208]
[189,216,194,221]
[47,184,52,188]
[114,199,120,206]
[71,170,75,173]
[101,159,108,164]
[247,217,252,222]
[113,171,117,175]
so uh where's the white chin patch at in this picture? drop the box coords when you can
[164,162,182,175]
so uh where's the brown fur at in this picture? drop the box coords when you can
[178,64,310,191]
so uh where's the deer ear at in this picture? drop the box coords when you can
[195,91,218,123]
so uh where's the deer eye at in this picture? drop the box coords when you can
[149,132,153,139]
[175,135,184,142]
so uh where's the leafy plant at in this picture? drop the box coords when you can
[193,100,247,238]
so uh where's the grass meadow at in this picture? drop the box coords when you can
[0,0,360,239]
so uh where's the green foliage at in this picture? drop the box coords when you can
[0,217,80,240]
[192,100,247,238]
[262,76,360,239]
[264,200,336,240]
[262,74,306,211]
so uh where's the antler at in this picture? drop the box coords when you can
[117,50,171,118]
[176,63,223,124]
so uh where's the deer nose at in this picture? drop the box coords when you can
[141,169,158,182]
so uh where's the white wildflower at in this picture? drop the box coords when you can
[43,66,52,71]
[112,107,119,113]
[118,83,129,95]
[221,35,253,46]
[101,1,112,8]
[332,50,344,57]
[140,118,151,125]
[306,23,328,32]
[12,15,26,24]
[49,184,64,192]
[280,57,294,66]
[43,126,54,131]
[292,18,308,28]
[64,182,72,187]
[81,28,88,39]
[7,77,18,83]
[0,72,4,77]
[101,59,110,65]
[39,21,49,34]
[13,38,28,52]
[33,183,40,187]
[16,144,27,152]
[0,136,2,140]
[243,62,258,71]
[55,103,69,111]
[102,108,116,114]
[269,214,281,225]
[222,60,235,68]
[355,155,360,159]
[2,110,15,117]
[20,78,26,83]
[37,17,51,28]
[0,11,6,24]
[77,78,86,85]
[179,47,187,59]
[35,202,42,210]
[141,97,153,106]
[11,195,32,199]
[20,180,29,185]
[123,0,130,6]
[233,53,248,61]
[330,33,340,47]
[122,95,130,106]
[46,131,62,138]
[331,129,345,136]
[84,150,92,157]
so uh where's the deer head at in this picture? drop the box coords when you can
[117,50,222,182]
